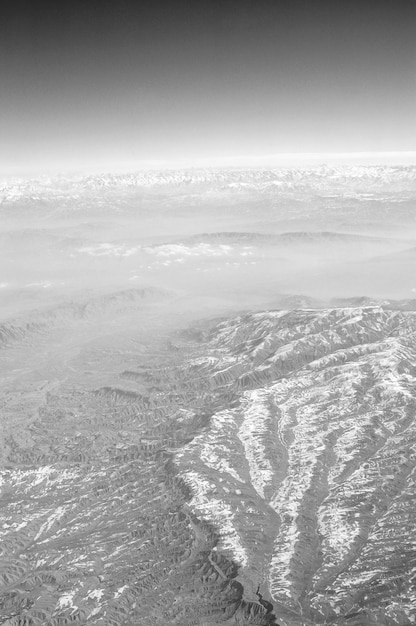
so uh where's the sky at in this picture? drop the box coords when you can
[1,0,416,174]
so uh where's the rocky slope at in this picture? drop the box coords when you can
[175,306,416,625]
[1,300,416,624]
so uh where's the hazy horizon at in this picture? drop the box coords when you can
[1,0,415,176]
[2,152,416,180]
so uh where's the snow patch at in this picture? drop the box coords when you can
[238,389,274,498]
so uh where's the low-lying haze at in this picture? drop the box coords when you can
[2,165,416,320]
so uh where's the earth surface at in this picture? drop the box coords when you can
[1,165,416,625]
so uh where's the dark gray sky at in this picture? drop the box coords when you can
[1,0,416,173]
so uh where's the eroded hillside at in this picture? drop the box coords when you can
[1,296,416,625]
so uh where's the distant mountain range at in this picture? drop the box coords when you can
[1,165,416,205]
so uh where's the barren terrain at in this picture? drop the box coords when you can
[1,166,416,625]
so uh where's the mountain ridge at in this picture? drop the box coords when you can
[2,165,416,203]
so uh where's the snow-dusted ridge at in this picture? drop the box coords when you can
[1,164,416,201]
[174,305,416,624]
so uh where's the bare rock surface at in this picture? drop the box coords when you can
[1,295,416,625]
